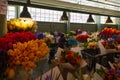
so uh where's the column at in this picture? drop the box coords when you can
[66,12,70,33]
[0,0,8,37]
[116,18,120,30]
[0,14,7,36]
[95,15,101,31]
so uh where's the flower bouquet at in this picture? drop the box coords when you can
[98,27,120,40]
[59,50,81,79]
[99,39,118,54]
[84,41,100,55]
[96,66,120,80]
[7,18,37,32]
[7,39,49,80]
[59,50,81,68]
[43,32,54,45]
[87,32,99,42]
[76,34,89,43]
[0,32,50,80]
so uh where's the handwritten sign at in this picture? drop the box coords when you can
[0,0,7,15]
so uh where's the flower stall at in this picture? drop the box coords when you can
[0,32,50,80]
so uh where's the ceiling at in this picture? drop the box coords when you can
[59,0,120,11]
[8,0,120,11]
[8,0,120,17]
[88,0,120,7]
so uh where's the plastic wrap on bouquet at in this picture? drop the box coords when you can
[35,66,63,80]
[98,41,117,54]
[13,66,32,80]
[60,63,82,80]
[32,54,49,80]
[60,63,76,70]
[93,72,103,80]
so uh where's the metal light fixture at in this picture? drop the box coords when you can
[20,0,31,18]
[60,11,68,22]
[87,14,95,23]
[105,16,113,24]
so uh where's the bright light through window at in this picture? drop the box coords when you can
[7,6,16,20]
[70,12,93,23]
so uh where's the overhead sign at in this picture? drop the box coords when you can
[0,0,7,15]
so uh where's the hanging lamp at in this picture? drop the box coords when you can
[105,16,113,24]
[18,0,37,32]
[60,11,68,22]
[87,14,95,23]
[20,0,31,18]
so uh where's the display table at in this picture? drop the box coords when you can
[81,42,120,72]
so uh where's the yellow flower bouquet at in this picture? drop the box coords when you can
[7,39,50,72]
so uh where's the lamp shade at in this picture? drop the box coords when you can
[20,5,31,18]
[87,14,94,23]
[105,16,113,23]
[60,11,68,22]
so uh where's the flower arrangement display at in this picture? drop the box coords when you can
[4,32,36,43]
[113,63,120,69]
[76,29,82,35]
[68,39,78,46]
[0,32,36,51]
[43,32,54,44]
[87,32,99,42]
[76,34,89,43]
[112,35,120,44]
[59,50,81,66]
[101,39,118,49]
[0,32,50,79]
[36,32,45,40]
[7,18,37,32]
[7,39,50,72]
[85,42,98,49]
[98,27,120,40]
[96,67,120,80]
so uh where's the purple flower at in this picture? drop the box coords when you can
[45,75,51,80]
[36,32,45,39]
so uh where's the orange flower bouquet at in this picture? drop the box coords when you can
[59,50,82,79]
[6,39,49,80]
[7,39,50,72]
[59,50,81,69]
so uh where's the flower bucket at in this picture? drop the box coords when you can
[13,66,32,80]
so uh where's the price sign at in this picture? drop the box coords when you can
[0,0,7,15]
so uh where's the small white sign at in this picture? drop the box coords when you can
[0,0,7,15]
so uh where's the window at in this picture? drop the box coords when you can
[20,6,63,22]
[70,12,90,23]
[7,6,16,20]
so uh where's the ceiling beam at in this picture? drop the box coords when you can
[8,0,120,17]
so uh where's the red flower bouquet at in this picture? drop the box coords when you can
[76,34,89,43]
[0,32,36,51]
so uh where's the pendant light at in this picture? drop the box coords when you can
[20,0,31,18]
[87,14,95,23]
[105,16,113,24]
[60,11,68,22]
